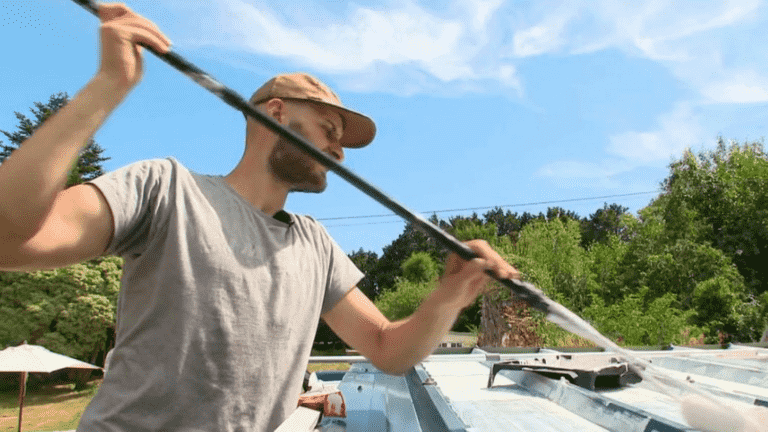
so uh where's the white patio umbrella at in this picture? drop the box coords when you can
[0,342,101,432]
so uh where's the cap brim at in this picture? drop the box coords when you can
[333,107,376,148]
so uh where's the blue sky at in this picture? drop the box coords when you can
[2,0,768,255]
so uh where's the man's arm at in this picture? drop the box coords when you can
[0,184,114,271]
[322,240,519,376]
[0,4,170,270]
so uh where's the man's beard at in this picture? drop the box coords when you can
[268,120,328,193]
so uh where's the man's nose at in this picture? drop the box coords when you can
[329,143,344,163]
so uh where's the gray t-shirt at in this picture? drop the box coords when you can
[78,158,363,432]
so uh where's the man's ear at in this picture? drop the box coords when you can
[264,98,286,123]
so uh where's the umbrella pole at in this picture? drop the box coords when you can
[17,371,27,432]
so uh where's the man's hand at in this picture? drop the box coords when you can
[436,240,520,310]
[97,3,171,91]
[0,3,170,266]
[323,240,520,375]
[681,394,767,432]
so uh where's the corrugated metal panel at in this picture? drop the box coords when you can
[312,344,768,431]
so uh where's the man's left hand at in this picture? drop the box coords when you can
[436,240,520,310]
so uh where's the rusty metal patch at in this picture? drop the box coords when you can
[298,390,347,417]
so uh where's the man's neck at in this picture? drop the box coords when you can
[223,161,289,217]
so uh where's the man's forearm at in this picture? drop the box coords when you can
[0,74,128,242]
[377,287,463,375]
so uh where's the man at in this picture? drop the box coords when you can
[0,3,519,431]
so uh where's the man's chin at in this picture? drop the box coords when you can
[291,185,327,194]
[289,176,328,194]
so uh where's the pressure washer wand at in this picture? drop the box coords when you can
[66,1,650,365]
[66,0,723,403]
[70,0,556,314]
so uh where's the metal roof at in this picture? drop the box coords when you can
[307,343,768,431]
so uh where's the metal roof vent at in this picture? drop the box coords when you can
[487,355,643,390]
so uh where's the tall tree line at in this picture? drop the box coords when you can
[355,138,768,346]
[3,95,767,357]
[1,92,109,185]
[1,94,117,366]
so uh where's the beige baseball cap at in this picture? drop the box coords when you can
[249,73,376,148]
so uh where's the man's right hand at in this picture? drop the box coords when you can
[97,3,171,91]
[0,3,170,271]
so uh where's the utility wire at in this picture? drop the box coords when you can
[319,190,659,226]
[326,220,407,228]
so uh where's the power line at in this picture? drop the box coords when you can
[319,190,659,224]
[324,220,406,228]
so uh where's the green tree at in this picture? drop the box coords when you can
[449,216,499,244]
[374,279,433,322]
[580,203,630,248]
[482,207,523,239]
[661,139,768,296]
[0,257,123,365]
[596,150,767,343]
[1,92,110,186]
[401,251,439,284]
[545,206,581,224]
[583,288,698,346]
[691,276,752,341]
[348,248,379,299]
[586,230,630,303]
[373,215,447,293]
[513,217,597,311]
[617,203,748,309]
[374,252,440,321]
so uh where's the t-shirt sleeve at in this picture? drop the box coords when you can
[320,228,365,315]
[88,158,175,257]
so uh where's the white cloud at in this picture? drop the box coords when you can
[466,0,505,31]
[496,65,520,89]
[708,83,768,103]
[572,0,761,59]
[702,71,768,103]
[512,9,574,57]
[160,0,767,101]
[607,103,704,163]
[172,0,518,94]
[513,25,560,57]
[536,159,636,190]
[539,103,705,183]
[522,0,759,56]
[508,0,768,103]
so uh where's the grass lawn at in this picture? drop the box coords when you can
[306,362,351,373]
[309,347,352,373]
[0,379,100,432]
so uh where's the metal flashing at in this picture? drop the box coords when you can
[492,366,693,432]
[405,366,468,432]
[308,345,768,431]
